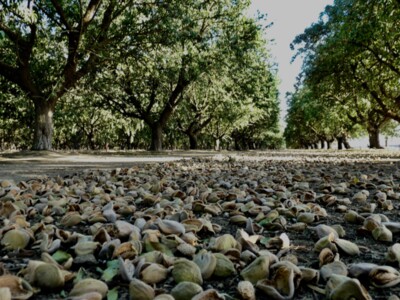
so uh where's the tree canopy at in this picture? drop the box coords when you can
[287,0,400,149]
[0,0,281,151]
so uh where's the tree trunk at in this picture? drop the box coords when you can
[343,136,351,149]
[188,133,198,150]
[32,101,55,150]
[215,138,220,151]
[88,131,96,150]
[234,138,240,150]
[368,128,381,148]
[150,123,163,151]
[320,140,325,149]
[327,141,332,149]
[337,137,343,150]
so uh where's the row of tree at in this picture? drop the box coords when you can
[285,0,400,149]
[0,0,281,151]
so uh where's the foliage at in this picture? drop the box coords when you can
[284,86,362,149]
[0,79,33,149]
[0,0,201,149]
[287,0,400,148]
[0,1,280,151]
[90,0,280,150]
[53,88,144,150]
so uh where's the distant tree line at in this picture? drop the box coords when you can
[0,0,281,151]
[286,0,400,149]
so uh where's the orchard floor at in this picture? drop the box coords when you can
[2,149,400,183]
[0,150,206,182]
[1,149,400,299]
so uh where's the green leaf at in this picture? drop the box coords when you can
[52,250,71,264]
[107,288,119,300]
[74,267,89,284]
[101,260,120,282]
[257,218,274,227]
[59,290,67,298]
[259,237,270,246]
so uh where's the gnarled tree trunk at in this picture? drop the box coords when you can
[343,136,351,149]
[368,128,381,148]
[337,135,351,150]
[188,133,198,150]
[337,136,343,150]
[150,123,163,151]
[32,101,55,150]
[326,138,334,149]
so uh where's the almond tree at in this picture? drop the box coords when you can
[0,0,169,149]
[291,0,400,148]
[94,0,266,151]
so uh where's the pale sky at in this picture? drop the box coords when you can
[248,0,334,123]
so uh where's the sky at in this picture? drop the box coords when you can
[248,0,334,123]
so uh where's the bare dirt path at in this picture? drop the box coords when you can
[0,150,214,182]
[2,149,400,183]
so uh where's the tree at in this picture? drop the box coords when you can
[291,0,400,136]
[173,45,280,151]
[284,86,360,149]
[0,78,33,149]
[175,77,215,150]
[53,87,144,150]
[95,0,268,151]
[0,0,173,149]
[0,1,280,151]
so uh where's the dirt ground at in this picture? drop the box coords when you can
[2,149,400,183]
[0,150,212,183]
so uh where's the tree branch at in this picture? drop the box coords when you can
[379,84,400,106]
[354,41,400,76]
[146,79,159,114]
[158,76,190,128]
[195,116,213,134]
[31,3,63,29]
[73,1,117,85]
[49,0,72,30]
[346,112,358,124]
[362,82,400,122]
[0,22,28,48]
[352,96,365,122]
[0,62,21,86]
[99,91,142,120]
[82,0,102,33]
[0,19,38,97]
